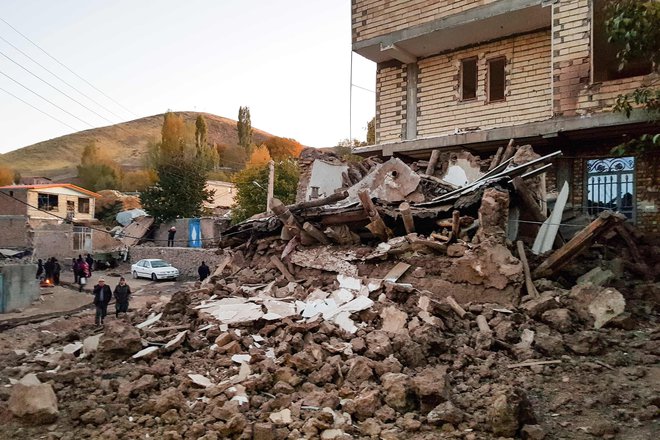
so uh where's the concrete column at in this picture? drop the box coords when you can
[405,62,418,140]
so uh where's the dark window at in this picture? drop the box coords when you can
[592,0,652,82]
[488,57,506,102]
[461,58,477,100]
[586,156,635,221]
[37,193,58,211]
[78,197,90,214]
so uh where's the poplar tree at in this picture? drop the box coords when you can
[237,106,253,151]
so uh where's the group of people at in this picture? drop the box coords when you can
[92,277,132,326]
[35,257,62,285]
[72,254,95,291]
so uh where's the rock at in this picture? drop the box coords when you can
[253,422,275,440]
[149,387,185,415]
[269,408,292,425]
[607,312,635,330]
[364,331,393,359]
[448,243,523,290]
[412,366,450,413]
[163,290,191,316]
[346,356,373,384]
[541,308,575,333]
[80,408,108,425]
[565,331,606,355]
[588,288,626,329]
[380,306,408,334]
[589,419,619,437]
[359,418,381,436]
[8,383,59,424]
[118,374,156,398]
[576,267,614,287]
[522,292,559,318]
[381,373,412,411]
[447,243,466,258]
[427,401,465,425]
[534,333,565,356]
[487,387,536,437]
[521,424,546,440]
[569,285,625,329]
[354,389,381,420]
[320,429,348,439]
[97,320,142,359]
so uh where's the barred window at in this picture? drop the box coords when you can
[586,157,635,221]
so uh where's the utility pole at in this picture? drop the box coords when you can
[267,160,275,212]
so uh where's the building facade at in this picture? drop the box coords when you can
[352,0,658,233]
[0,183,107,259]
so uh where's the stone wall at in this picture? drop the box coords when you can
[0,264,39,313]
[129,246,227,279]
[153,218,220,248]
[0,217,30,248]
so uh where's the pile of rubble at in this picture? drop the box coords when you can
[1,142,658,439]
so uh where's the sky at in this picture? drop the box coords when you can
[0,0,376,154]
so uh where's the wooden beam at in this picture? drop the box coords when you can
[399,202,415,234]
[488,146,505,171]
[499,138,516,164]
[270,255,296,282]
[288,190,349,211]
[450,210,460,242]
[533,211,625,278]
[425,149,441,175]
[445,296,467,319]
[516,240,539,298]
[271,198,303,240]
[357,189,392,241]
[302,222,330,245]
[476,315,491,334]
[614,224,645,266]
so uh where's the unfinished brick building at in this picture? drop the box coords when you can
[352,0,658,234]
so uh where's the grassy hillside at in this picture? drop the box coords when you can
[0,112,275,179]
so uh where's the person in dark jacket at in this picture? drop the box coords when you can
[72,258,79,284]
[93,278,112,326]
[52,258,61,285]
[85,254,94,273]
[36,259,44,280]
[167,226,176,247]
[198,261,211,281]
[114,277,131,318]
[44,257,54,282]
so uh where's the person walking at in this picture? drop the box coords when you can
[78,257,89,292]
[167,226,177,247]
[85,254,94,273]
[52,258,61,285]
[72,258,80,284]
[198,261,211,281]
[113,277,131,318]
[92,278,112,326]
[36,259,44,280]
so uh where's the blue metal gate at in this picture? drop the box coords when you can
[188,219,202,248]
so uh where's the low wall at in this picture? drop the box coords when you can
[0,264,40,313]
[129,246,226,279]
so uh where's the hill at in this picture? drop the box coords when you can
[0,112,276,179]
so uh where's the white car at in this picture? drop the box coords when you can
[131,259,179,281]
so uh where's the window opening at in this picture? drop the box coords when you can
[488,57,506,102]
[461,58,477,100]
[37,193,58,211]
[78,197,90,214]
[586,157,635,221]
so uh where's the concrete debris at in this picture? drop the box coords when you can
[2,142,657,439]
[8,383,59,424]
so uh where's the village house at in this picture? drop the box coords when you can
[352,0,659,234]
[0,183,117,260]
[204,180,237,216]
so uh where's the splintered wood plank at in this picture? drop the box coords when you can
[383,262,411,283]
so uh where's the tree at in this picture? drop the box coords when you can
[77,142,122,191]
[0,165,15,185]
[246,144,272,168]
[605,0,660,154]
[140,111,214,222]
[264,136,303,160]
[121,170,156,192]
[231,160,299,223]
[366,117,376,145]
[194,114,219,170]
[237,106,253,151]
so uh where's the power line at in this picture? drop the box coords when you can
[0,69,95,128]
[0,16,137,118]
[0,34,126,121]
[0,85,80,131]
[0,49,119,126]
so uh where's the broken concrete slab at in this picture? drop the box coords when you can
[132,346,159,360]
[588,289,626,329]
[576,267,614,287]
[380,306,408,334]
[188,374,213,388]
[8,383,59,424]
